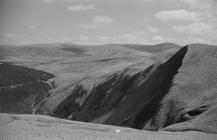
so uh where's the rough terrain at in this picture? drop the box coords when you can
[0,113,216,140]
[0,43,217,139]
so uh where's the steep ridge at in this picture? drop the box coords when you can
[0,63,55,113]
[52,44,217,134]
[52,46,187,129]
[53,69,142,120]
[143,44,217,133]
[105,46,187,129]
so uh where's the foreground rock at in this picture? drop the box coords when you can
[0,113,216,140]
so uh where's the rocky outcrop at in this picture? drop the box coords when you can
[0,63,55,113]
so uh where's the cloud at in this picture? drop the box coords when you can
[98,31,151,44]
[152,36,164,42]
[1,33,34,44]
[28,25,37,29]
[2,33,13,38]
[44,0,55,2]
[82,16,113,29]
[71,35,90,44]
[67,4,95,11]
[185,37,206,43]
[147,27,159,33]
[43,0,76,2]
[180,0,213,10]
[179,0,217,23]
[143,0,154,2]
[59,36,72,43]
[154,10,208,22]
[43,0,93,3]
[99,35,150,44]
[173,22,216,35]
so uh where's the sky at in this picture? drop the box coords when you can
[0,0,217,45]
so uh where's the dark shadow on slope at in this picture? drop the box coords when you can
[61,45,87,54]
[53,85,87,119]
[53,46,188,130]
[53,64,155,122]
[0,63,54,113]
[133,46,188,129]
[104,46,188,129]
[53,71,139,121]
[176,104,209,124]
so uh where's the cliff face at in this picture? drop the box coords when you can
[1,43,217,134]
